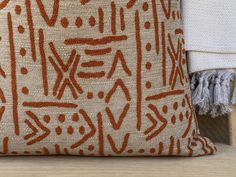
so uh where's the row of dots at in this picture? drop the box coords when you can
[55,125,86,136]
[15,4,30,96]
[61,16,96,28]
[142,2,153,90]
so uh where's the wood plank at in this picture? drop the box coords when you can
[229,106,236,147]
[198,114,229,144]
[0,144,235,177]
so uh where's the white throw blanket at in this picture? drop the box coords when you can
[182,0,236,117]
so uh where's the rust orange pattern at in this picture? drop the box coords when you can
[0,0,215,156]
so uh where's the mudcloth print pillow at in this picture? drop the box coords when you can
[0,0,215,156]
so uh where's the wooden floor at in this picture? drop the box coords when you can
[0,144,235,177]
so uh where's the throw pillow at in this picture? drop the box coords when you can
[0,0,216,156]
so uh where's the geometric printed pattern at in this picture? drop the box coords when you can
[0,0,216,156]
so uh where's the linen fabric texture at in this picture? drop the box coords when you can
[0,0,215,156]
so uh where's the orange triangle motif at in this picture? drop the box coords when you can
[107,50,132,79]
[105,103,130,130]
[36,0,60,26]
[160,0,171,19]
[105,79,131,103]
[107,133,130,154]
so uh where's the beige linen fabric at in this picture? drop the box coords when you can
[0,0,215,156]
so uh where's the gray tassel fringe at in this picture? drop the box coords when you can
[191,70,236,118]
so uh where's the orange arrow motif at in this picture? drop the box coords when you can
[145,104,168,141]
[144,113,157,135]
[24,111,50,145]
[70,109,96,149]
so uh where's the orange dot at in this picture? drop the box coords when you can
[146,43,152,51]
[72,113,79,122]
[171,116,176,124]
[55,126,62,135]
[173,102,178,110]
[23,151,30,154]
[88,145,94,151]
[87,92,93,99]
[43,115,50,123]
[162,105,168,114]
[20,48,26,56]
[79,149,84,156]
[98,91,104,99]
[143,2,149,11]
[89,16,96,27]
[145,62,152,70]
[75,16,83,28]
[15,5,21,15]
[144,21,151,29]
[150,148,156,154]
[18,25,25,33]
[127,149,133,154]
[138,149,145,153]
[146,81,152,89]
[21,67,28,75]
[22,87,29,95]
[61,17,69,28]
[58,114,65,123]
[179,113,184,122]
[67,126,74,135]
[79,126,85,135]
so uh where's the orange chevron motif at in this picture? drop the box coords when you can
[106,103,130,130]
[160,0,171,19]
[145,104,168,141]
[105,79,131,103]
[107,133,130,154]
[24,111,50,145]
[107,50,132,79]
[36,0,59,26]
[70,109,96,149]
